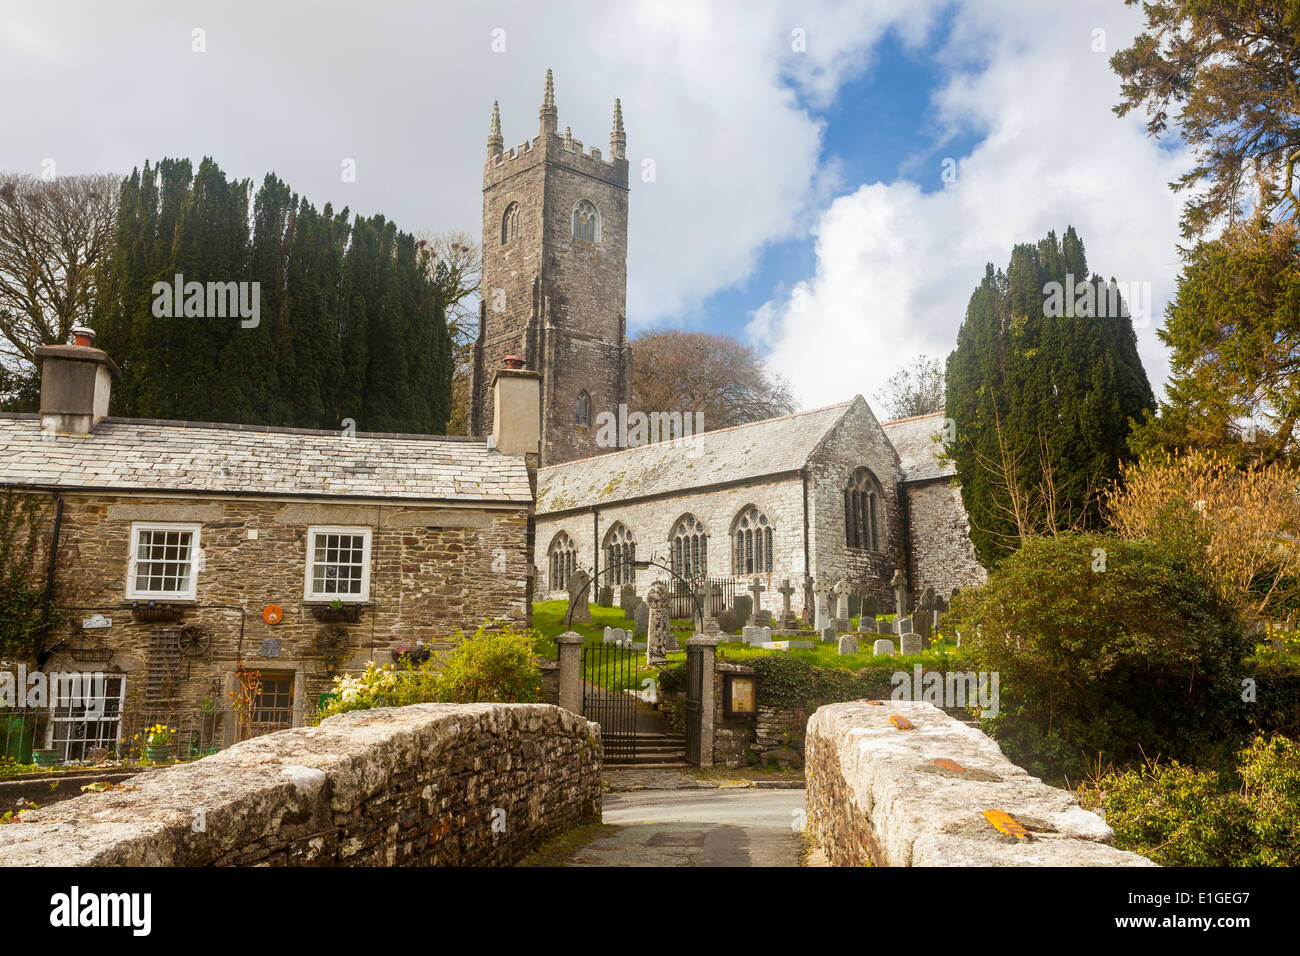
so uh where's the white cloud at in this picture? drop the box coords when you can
[748,0,1189,412]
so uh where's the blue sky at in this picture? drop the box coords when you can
[0,0,1189,409]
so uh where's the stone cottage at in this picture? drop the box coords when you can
[0,329,540,759]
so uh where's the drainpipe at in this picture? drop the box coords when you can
[36,490,65,672]
[591,507,600,585]
[801,468,811,623]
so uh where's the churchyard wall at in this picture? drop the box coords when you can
[805,700,1155,866]
[0,703,601,866]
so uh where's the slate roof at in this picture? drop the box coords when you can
[537,401,855,514]
[882,412,954,481]
[0,414,532,504]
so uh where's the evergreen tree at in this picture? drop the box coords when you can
[95,158,451,434]
[945,226,1155,567]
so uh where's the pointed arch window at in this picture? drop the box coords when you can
[572,200,600,243]
[576,390,591,426]
[670,514,708,579]
[604,523,636,586]
[845,467,883,551]
[732,507,773,574]
[501,202,521,245]
[548,532,577,592]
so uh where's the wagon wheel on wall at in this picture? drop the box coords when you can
[177,624,212,657]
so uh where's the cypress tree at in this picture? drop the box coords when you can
[945,227,1155,566]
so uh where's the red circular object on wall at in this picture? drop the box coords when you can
[262,605,283,625]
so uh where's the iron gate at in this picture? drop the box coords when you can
[684,644,704,765]
[581,642,640,764]
[661,576,735,620]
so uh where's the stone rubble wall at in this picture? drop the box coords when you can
[0,703,601,867]
[805,701,1155,866]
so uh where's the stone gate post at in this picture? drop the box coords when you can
[556,631,585,714]
[685,634,722,768]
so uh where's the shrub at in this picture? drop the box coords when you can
[1078,735,1300,866]
[945,533,1249,781]
[436,625,542,703]
[0,491,49,658]
[320,625,543,719]
[1106,451,1300,621]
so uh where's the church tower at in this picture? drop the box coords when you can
[470,70,631,466]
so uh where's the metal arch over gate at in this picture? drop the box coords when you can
[580,642,640,764]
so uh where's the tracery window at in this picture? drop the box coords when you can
[670,514,708,579]
[604,523,636,586]
[572,200,600,242]
[732,507,773,574]
[844,467,883,551]
[548,532,577,591]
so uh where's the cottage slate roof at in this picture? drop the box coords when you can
[882,412,954,481]
[537,401,855,514]
[0,415,532,503]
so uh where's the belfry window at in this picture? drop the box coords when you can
[572,200,600,243]
[576,390,591,426]
[501,202,521,245]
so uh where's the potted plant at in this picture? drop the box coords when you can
[130,601,185,623]
[144,724,175,764]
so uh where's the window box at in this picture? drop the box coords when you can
[307,602,366,624]
[129,602,186,624]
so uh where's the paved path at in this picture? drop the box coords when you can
[525,787,808,867]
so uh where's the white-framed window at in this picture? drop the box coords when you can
[304,526,372,602]
[47,673,126,762]
[126,522,202,600]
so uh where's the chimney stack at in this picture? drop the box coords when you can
[35,325,121,434]
[490,356,541,458]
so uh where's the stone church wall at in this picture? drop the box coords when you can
[806,399,907,611]
[535,473,809,616]
[903,479,988,599]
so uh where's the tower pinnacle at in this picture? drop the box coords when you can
[540,68,557,133]
[610,98,626,160]
[488,100,503,159]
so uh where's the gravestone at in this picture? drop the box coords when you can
[753,609,773,627]
[872,638,897,657]
[567,569,592,624]
[603,626,629,645]
[894,615,913,635]
[623,595,641,622]
[747,579,767,625]
[597,586,614,607]
[858,616,877,634]
[820,625,836,644]
[634,602,649,638]
[742,625,772,645]
[860,592,880,619]
[914,609,933,643]
[831,616,851,634]
[838,634,859,656]
[890,568,908,616]
[733,595,753,628]
[777,579,799,628]
[832,579,852,622]
[812,580,831,631]
[620,583,636,609]
[701,582,723,634]
[646,582,673,666]
[718,607,739,633]
[900,633,923,656]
